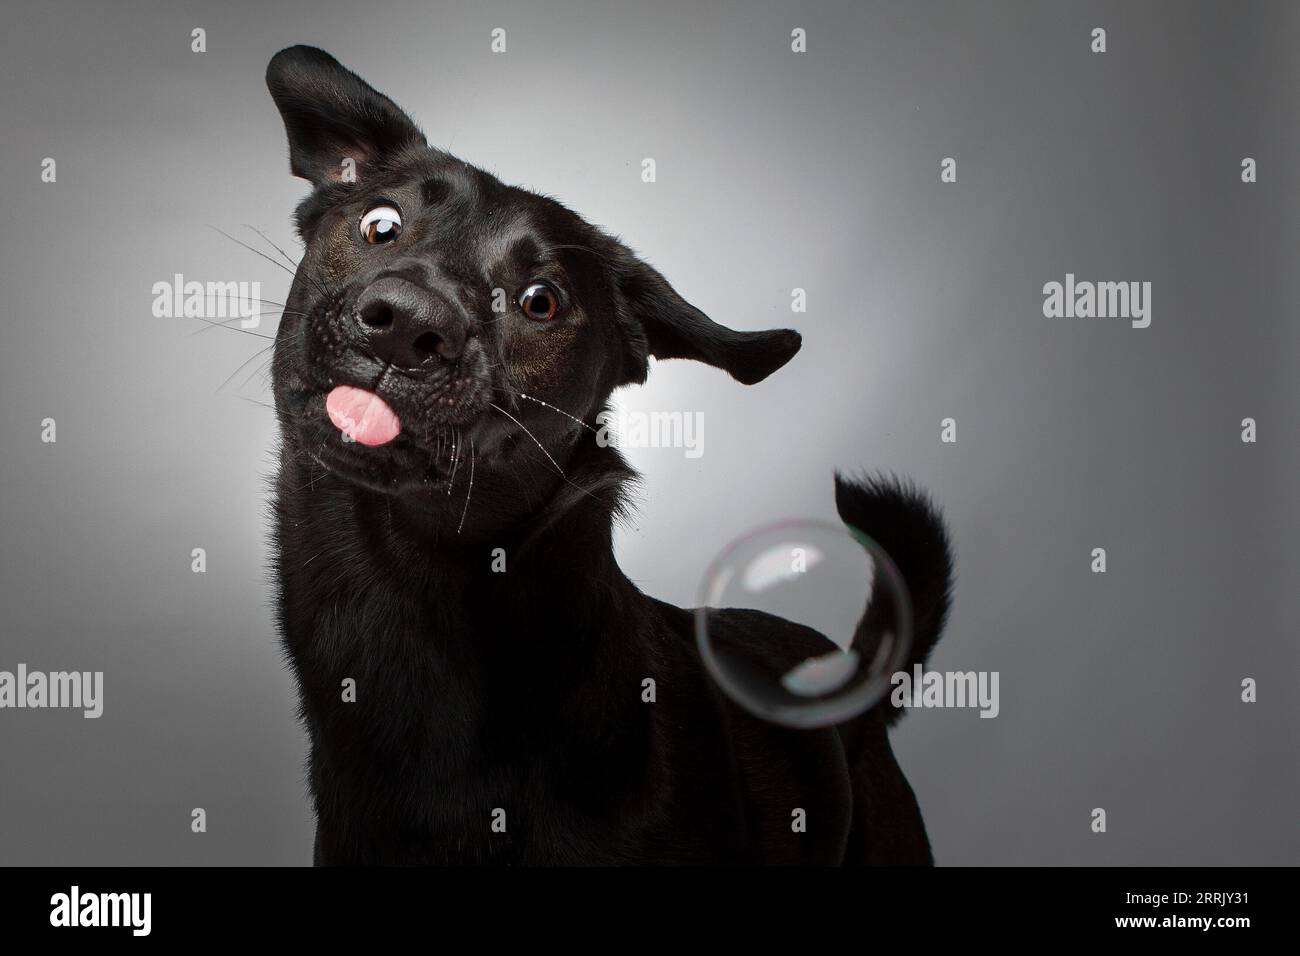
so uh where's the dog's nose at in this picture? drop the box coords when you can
[352,276,469,369]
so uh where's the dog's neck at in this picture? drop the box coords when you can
[274,434,646,645]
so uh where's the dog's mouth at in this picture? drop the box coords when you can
[291,377,494,494]
[325,385,403,447]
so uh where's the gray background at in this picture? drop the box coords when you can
[1,0,1296,865]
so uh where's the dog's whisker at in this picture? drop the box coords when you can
[488,402,566,477]
[210,224,333,303]
[500,387,598,435]
[236,395,276,411]
[456,437,475,535]
[243,224,302,272]
[293,449,333,494]
[214,343,277,394]
[447,426,462,495]
[190,294,291,307]
[241,223,337,312]
[485,404,611,505]
[187,314,296,335]
[188,310,300,338]
[309,442,327,493]
[491,403,621,508]
[185,294,292,309]
[240,353,276,389]
[192,305,302,319]
[210,225,299,280]
[186,313,276,340]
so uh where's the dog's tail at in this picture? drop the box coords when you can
[834,472,954,726]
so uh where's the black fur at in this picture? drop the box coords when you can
[264,46,954,865]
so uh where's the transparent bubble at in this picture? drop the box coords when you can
[695,519,913,729]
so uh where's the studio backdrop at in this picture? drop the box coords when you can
[0,0,1296,865]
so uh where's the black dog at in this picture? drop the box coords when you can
[264,46,953,865]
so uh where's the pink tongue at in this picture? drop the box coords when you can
[325,385,401,447]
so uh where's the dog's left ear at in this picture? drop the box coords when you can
[266,45,427,186]
[616,257,801,386]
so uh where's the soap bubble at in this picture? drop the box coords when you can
[695,519,912,729]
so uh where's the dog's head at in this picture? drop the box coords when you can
[265,46,799,526]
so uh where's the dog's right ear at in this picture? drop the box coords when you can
[613,254,802,386]
[266,45,427,187]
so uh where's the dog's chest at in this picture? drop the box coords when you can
[283,569,686,863]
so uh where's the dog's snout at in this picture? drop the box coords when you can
[353,276,468,369]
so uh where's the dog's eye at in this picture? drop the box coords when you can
[518,282,560,322]
[359,205,403,244]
